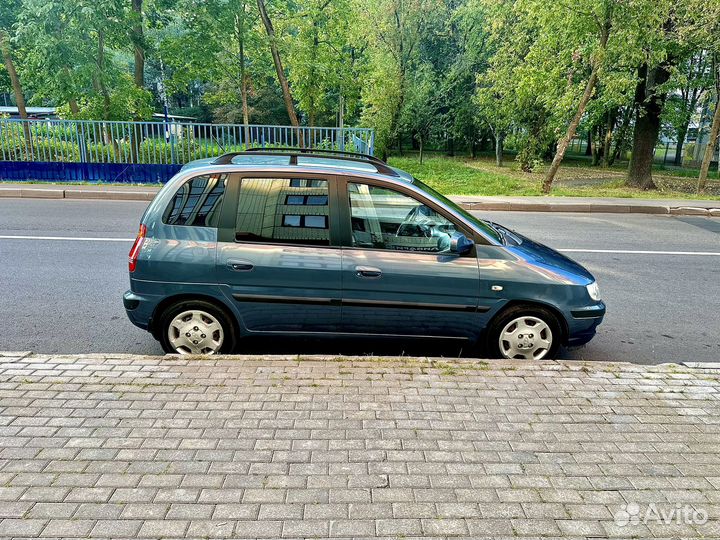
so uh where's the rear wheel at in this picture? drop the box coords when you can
[159,300,237,355]
[486,305,562,360]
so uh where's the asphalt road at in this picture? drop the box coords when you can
[1,198,719,364]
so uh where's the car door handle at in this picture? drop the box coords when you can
[227,260,254,272]
[355,265,382,278]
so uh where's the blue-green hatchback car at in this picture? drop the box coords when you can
[124,149,605,359]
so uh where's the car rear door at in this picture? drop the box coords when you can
[337,178,486,339]
[216,172,343,333]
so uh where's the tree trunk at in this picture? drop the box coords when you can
[693,101,709,163]
[0,32,28,120]
[584,130,592,155]
[60,66,81,117]
[338,93,344,129]
[0,30,33,157]
[627,63,673,189]
[418,138,423,164]
[609,105,633,166]
[131,0,145,88]
[698,96,720,192]
[543,19,612,193]
[602,109,616,167]
[257,0,301,136]
[591,124,602,166]
[446,136,454,157]
[69,98,80,116]
[674,125,688,166]
[495,132,503,167]
[542,64,601,193]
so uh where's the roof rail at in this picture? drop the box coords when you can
[212,148,399,177]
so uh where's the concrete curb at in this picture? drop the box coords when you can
[2,350,716,370]
[0,187,156,201]
[1,185,718,215]
[456,201,718,216]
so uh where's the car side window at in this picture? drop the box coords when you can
[163,173,228,227]
[348,182,462,253]
[235,178,330,246]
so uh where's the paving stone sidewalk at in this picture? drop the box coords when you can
[1,352,719,539]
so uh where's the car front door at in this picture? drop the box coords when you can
[216,173,343,333]
[338,180,485,340]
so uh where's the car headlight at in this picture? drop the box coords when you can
[586,281,601,301]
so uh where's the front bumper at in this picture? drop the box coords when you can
[566,301,605,347]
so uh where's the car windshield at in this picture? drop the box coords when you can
[412,178,503,243]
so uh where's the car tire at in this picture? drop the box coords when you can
[158,299,237,355]
[486,304,562,360]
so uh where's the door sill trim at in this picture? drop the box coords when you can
[248,330,471,341]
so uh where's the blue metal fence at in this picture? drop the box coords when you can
[0,118,375,183]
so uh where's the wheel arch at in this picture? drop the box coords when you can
[487,299,569,345]
[149,293,241,341]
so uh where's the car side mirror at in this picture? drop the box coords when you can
[450,232,473,255]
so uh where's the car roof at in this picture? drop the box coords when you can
[180,154,415,183]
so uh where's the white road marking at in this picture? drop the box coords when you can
[1,235,720,256]
[0,235,133,242]
[559,248,720,256]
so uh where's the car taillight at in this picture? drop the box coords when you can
[128,224,147,273]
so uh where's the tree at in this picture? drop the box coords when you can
[436,1,489,159]
[236,0,250,144]
[698,56,719,192]
[282,0,360,129]
[677,0,720,191]
[257,0,300,130]
[542,2,613,193]
[625,4,681,189]
[130,0,145,88]
[399,64,438,163]
[158,0,279,129]
[355,0,439,158]
[663,51,711,166]
[0,0,28,120]
[627,62,674,189]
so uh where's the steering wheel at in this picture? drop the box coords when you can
[396,205,435,237]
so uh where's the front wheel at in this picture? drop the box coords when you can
[486,305,562,360]
[158,300,237,355]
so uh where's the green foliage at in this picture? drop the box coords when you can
[57,77,154,121]
[389,155,534,195]
[1,0,717,194]
[389,154,720,198]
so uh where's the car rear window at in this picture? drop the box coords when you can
[163,173,228,227]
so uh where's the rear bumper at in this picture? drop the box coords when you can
[123,290,160,331]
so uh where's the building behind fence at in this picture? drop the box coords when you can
[0,118,375,183]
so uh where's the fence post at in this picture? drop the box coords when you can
[169,123,176,164]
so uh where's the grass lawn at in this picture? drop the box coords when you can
[388,153,720,200]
